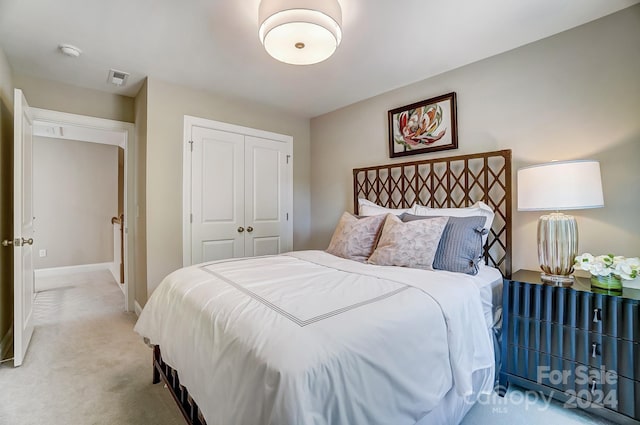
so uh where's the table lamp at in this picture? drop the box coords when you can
[517,160,604,285]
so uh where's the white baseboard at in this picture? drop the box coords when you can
[109,261,119,283]
[134,300,143,317]
[0,326,13,360]
[35,262,111,278]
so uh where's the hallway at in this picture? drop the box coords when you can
[0,270,183,425]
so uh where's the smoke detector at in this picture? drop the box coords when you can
[107,69,129,87]
[59,44,82,57]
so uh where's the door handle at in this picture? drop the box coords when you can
[237,227,245,233]
[2,238,21,247]
[247,226,254,233]
[21,238,34,246]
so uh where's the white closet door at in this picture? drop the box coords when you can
[244,136,290,257]
[191,127,244,263]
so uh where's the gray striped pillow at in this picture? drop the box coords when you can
[401,214,487,275]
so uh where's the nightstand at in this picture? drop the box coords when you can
[499,269,640,424]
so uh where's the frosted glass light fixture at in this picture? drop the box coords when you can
[258,0,342,65]
[518,160,604,285]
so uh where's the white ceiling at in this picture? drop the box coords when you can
[1,0,638,118]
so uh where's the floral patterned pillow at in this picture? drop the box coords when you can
[368,214,449,270]
[326,212,387,262]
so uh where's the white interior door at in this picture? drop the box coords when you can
[190,127,244,263]
[244,136,291,256]
[13,88,35,367]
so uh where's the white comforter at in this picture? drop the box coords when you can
[134,251,494,425]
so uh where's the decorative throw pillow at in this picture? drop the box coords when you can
[401,214,487,275]
[358,198,414,216]
[368,214,449,270]
[326,212,387,262]
[412,201,494,246]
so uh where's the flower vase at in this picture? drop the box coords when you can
[590,274,622,291]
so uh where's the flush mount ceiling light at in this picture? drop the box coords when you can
[258,0,342,65]
[59,44,82,58]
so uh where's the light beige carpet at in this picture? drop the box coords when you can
[0,270,184,425]
[462,385,614,425]
[0,270,616,425]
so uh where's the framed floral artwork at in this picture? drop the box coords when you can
[388,92,458,158]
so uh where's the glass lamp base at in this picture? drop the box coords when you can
[538,213,578,286]
[540,272,575,286]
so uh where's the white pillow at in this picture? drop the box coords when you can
[358,198,415,216]
[412,201,494,246]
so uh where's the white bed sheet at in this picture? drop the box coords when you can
[473,264,504,329]
[416,366,494,425]
[425,264,503,329]
[135,251,496,425]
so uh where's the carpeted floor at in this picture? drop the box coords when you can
[462,384,614,425]
[0,270,616,425]
[0,270,184,425]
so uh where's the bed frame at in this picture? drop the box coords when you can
[153,149,513,425]
[153,346,207,425]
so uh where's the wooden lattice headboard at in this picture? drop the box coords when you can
[353,149,512,277]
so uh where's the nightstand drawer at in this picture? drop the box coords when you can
[508,316,640,380]
[602,335,640,382]
[617,376,640,419]
[505,344,575,391]
[507,280,640,339]
[506,344,620,411]
[508,316,599,362]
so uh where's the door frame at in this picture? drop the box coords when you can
[31,108,136,312]
[182,115,293,267]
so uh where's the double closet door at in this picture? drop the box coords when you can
[186,118,292,265]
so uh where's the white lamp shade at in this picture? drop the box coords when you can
[517,160,604,211]
[258,0,342,65]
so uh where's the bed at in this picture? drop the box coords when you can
[135,149,512,425]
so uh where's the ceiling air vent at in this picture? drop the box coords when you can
[107,69,129,86]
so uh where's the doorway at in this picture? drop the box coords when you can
[30,108,135,312]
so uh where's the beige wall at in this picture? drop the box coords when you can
[0,44,14,358]
[12,74,134,123]
[33,137,118,269]
[134,79,148,306]
[145,78,311,294]
[310,5,640,272]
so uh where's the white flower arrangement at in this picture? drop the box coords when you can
[574,253,640,280]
